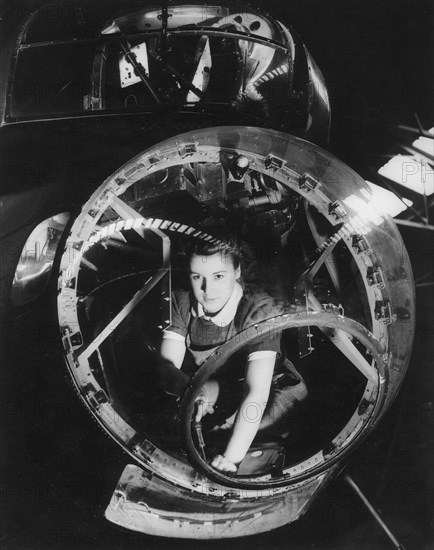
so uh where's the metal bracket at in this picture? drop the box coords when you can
[87,388,109,408]
[366,266,385,289]
[178,143,197,158]
[299,173,320,192]
[328,201,347,220]
[264,154,285,171]
[374,300,392,324]
[352,234,371,254]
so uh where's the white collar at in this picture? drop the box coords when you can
[192,281,243,326]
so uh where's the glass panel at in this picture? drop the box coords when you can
[10,44,94,118]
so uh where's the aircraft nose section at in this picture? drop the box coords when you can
[57,126,414,537]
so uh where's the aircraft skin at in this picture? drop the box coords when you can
[0,0,415,540]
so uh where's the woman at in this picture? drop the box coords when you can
[159,238,307,473]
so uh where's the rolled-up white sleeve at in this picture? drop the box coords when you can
[247,350,277,362]
[162,330,186,342]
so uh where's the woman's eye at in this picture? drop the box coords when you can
[215,274,224,280]
[191,275,200,281]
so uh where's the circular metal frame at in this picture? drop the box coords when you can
[178,310,387,488]
[57,126,414,497]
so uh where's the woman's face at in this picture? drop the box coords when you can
[189,252,241,314]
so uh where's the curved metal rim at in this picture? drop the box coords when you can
[178,310,388,489]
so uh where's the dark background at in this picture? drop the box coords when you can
[0,1,433,548]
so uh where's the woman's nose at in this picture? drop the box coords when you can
[201,278,214,293]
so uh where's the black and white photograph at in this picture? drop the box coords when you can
[0,1,433,548]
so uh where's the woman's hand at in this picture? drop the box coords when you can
[211,454,238,474]
[195,380,220,421]
[195,389,215,421]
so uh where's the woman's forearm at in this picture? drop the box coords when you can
[222,393,267,465]
[214,354,275,469]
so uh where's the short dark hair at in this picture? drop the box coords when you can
[185,237,242,270]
